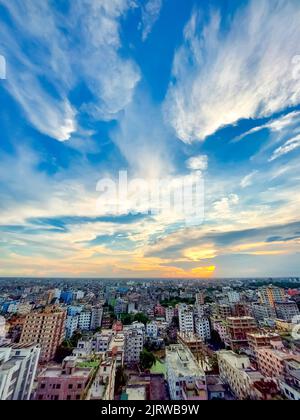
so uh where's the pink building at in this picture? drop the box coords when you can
[256,348,300,379]
[35,356,94,400]
[154,304,165,317]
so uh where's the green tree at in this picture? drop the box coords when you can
[140,349,156,371]
[134,313,149,325]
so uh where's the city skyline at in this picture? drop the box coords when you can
[1,0,300,278]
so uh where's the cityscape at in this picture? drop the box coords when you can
[0,277,300,401]
[1,0,300,405]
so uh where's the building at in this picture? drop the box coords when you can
[114,298,128,317]
[279,359,300,401]
[165,307,175,324]
[146,321,158,338]
[125,329,144,365]
[178,304,194,334]
[275,302,300,322]
[251,303,276,322]
[228,291,240,304]
[217,350,264,400]
[226,317,257,351]
[20,307,66,363]
[259,285,286,308]
[212,319,228,342]
[256,347,299,379]
[78,311,91,331]
[90,306,103,330]
[106,333,125,367]
[246,332,282,358]
[195,317,211,342]
[35,356,94,400]
[0,343,40,400]
[93,331,113,353]
[66,315,79,339]
[166,344,207,400]
[195,292,205,306]
[218,304,232,319]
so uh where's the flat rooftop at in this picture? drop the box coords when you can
[166,345,204,378]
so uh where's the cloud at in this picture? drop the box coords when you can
[269,134,300,161]
[140,0,163,41]
[0,0,140,140]
[164,0,300,143]
[186,155,208,171]
[240,171,258,188]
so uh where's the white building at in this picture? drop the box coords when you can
[0,344,40,400]
[93,331,113,353]
[165,307,175,324]
[228,291,240,304]
[125,329,144,364]
[146,321,158,338]
[78,311,91,331]
[195,317,211,342]
[166,344,207,400]
[178,304,194,334]
[217,350,263,400]
[90,306,103,330]
[65,315,79,338]
[75,291,85,300]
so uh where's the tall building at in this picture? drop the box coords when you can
[275,302,300,322]
[165,307,175,324]
[178,304,194,334]
[228,291,240,304]
[259,285,286,308]
[125,329,144,365]
[246,332,282,358]
[78,311,91,331]
[195,292,205,306]
[0,343,40,400]
[90,306,103,330]
[218,304,232,319]
[226,317,257,351]
[20,307,66,363]
[166,344,207,400]
[256,347,299,380]
[195,317,211,342]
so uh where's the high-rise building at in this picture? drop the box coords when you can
[195,292,205,306]
[90,306,103,330]
[78,311,91,331]
[124,329,144,364]
[0,343,40,400]
[178,304,194,334]
[20,307,66,363]
[259,285,286,308]
[275,302,300,322]
[165,307,175,324]
[195,317,211,342]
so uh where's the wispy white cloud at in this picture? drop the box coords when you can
[186,155,208,171]
[140,0,163,41]
[0,0,140,140]
[164,0,300,143]
[240,171,258,188]
[269,134,300,161]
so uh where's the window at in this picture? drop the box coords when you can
[68,384,73,389]
[67,395,72,400]
[76,395,81,400]
[77,384,82,389]
[41,384,46,389]
[38,395,43,400]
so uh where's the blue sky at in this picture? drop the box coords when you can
[0,0,300,278]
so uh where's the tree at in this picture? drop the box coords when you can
[140,349,156,371]
[134,313,149,325]
[210,330,225,350]
[114,366,127,396]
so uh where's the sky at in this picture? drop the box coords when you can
[0,0,300,278]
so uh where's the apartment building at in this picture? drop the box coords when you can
[178,304,194,334]
[259,285,286,308]
[125,329,144,365]
[166,344,207,401]
[217,350,264,400]
[20,307,66,363]
[275,302,300,322]
[195,317,211,342]
[35,356,94,400]
[226,317,257,351]
[0,343,40,400]
[246,332,282,358]
[256,347,299,379]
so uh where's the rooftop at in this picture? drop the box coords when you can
[166,345,205,378]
